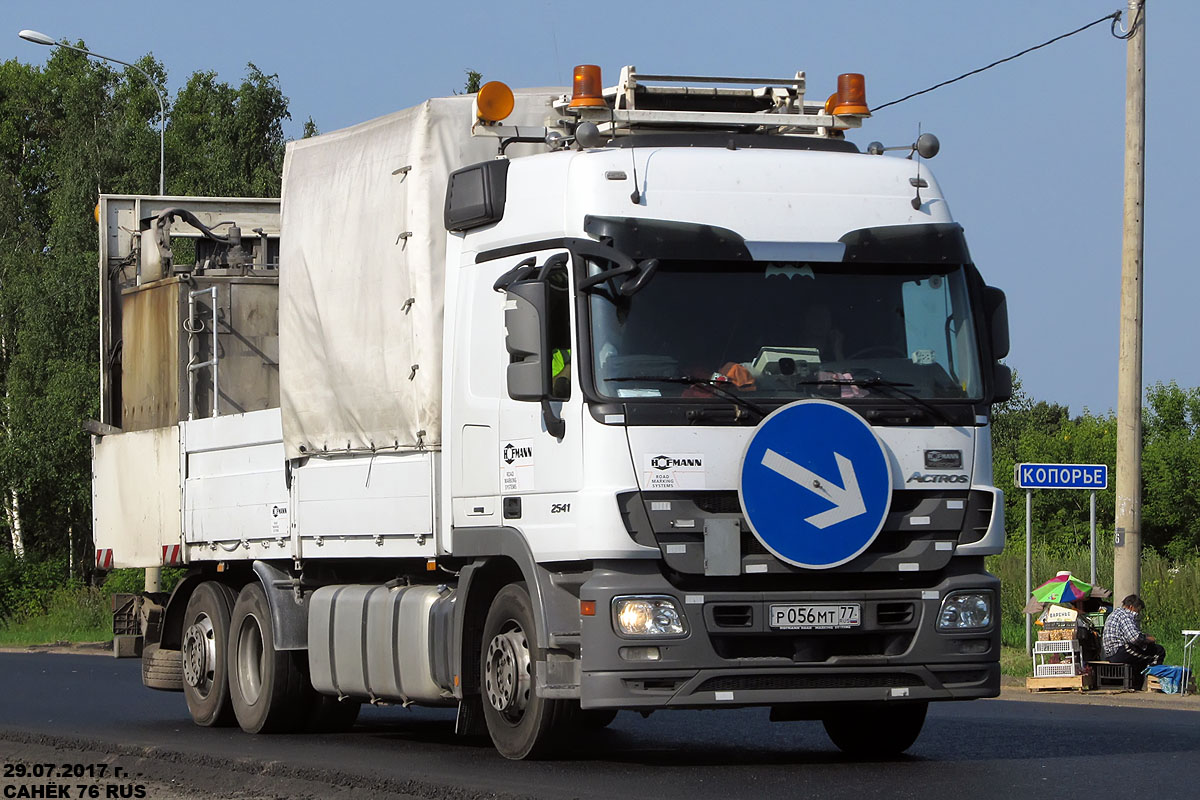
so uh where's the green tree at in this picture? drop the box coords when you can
[0,47,300,582]
[991,375,1200,561]
[462,70,482,95]
[990,371,1071,546]
[1143,381,1200,558]
[166,64,289,197]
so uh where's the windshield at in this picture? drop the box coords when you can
[588,260,983,403]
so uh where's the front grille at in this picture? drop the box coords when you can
[697,673,923,692]
[618,487,985,578]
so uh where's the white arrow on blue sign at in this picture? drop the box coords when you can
[738,399,892,569]
[1014,463,1108,490]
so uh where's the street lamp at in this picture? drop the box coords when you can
[19,29,166,196]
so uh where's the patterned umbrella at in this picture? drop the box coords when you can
[1031,571,1092,604]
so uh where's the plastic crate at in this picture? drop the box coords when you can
[1035,662,1081,678]
[1034,639,1079,654]
[1091,661,1132,689]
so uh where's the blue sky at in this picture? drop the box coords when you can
[5,1,1193,416]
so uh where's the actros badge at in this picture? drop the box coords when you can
[738,400,893,569]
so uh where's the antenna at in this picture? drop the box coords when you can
[630,147,641,204]
[911,123,924,210]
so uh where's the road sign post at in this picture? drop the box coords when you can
[1026,489,1032,653]
[1015,463,1110,654]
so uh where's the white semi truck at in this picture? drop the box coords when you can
[92,65,1011,759]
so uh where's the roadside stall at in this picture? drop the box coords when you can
[1025,572,1112,691]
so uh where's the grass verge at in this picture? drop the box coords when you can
[999,645,1033,679]
[0,585,113,647]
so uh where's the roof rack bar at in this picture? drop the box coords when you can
[595,109,857,132]
[632,74,804,86]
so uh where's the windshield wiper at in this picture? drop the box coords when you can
[607,375,768,420]
[794,376,957,426]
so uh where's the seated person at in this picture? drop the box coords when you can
[1101,594,1166,689]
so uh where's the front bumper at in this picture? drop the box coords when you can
[578,562,1000,709]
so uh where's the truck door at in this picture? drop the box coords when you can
[495,249,584,554]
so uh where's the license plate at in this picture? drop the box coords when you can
[768,603,861,630]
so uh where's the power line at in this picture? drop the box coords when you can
[872,9,1124,114]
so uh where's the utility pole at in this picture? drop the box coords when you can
[1114,0,1146,604]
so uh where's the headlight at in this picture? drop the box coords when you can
[937,592,993,630]
[612,596,686,637]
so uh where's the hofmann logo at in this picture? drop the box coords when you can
[503,443,533,465]
[924,449,963,469]
[651,455,703,470]
[906,471,969,484]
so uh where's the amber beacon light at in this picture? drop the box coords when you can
[476,80,515,123]
[831,73,869,116]
[569,64,607,108]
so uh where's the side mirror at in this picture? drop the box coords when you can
[619,258,660,297]
[992,363,1013,403]
[983,286,1009,360]
[505,281,551,402]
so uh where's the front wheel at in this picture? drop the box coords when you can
[823,702,928,757]
[480,583,573,760]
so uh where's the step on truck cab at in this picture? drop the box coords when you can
[92,65,1010,759]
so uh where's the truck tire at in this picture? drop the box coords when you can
[181,581,237,726]
[480,583,573,760]
[823,701,928,757]
[142,643,183,691]
[228,582,309,734]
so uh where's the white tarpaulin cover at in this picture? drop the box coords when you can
[279,91,560,459]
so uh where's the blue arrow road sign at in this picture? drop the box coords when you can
[1014,463,1108,490]
[739,399,892,569]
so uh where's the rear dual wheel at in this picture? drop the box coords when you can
[182,580,359,734]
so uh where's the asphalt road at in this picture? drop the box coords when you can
[2,652,1198,800]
